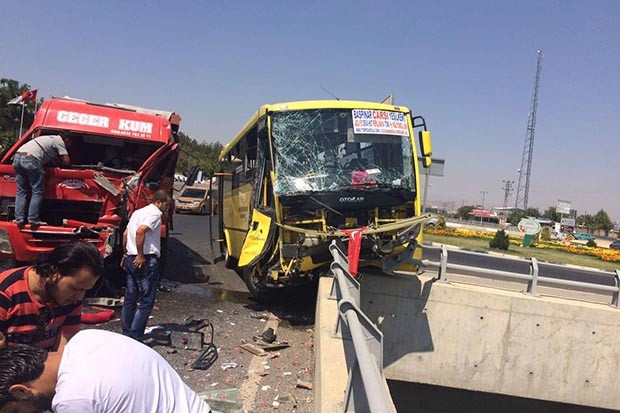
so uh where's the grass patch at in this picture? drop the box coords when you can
[423,233,620,272]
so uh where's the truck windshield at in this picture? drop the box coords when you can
[271,109,414,197]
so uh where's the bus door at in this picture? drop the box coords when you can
[238,120,276,267]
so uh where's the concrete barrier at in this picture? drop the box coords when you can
[360,272,620,410]
[314,276,348,413]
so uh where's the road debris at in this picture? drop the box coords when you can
[261,327,276,343]
[220,362,238,370]
[239,343,267,356]
[296,379,313,390]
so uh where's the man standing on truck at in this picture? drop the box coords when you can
[12,133,73,227]
[121,189,171,341]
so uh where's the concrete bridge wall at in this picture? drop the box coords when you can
[360,272,620,410]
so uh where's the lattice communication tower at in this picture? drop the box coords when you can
[515,50,543,210]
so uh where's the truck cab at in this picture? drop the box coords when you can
[0,97,181,267]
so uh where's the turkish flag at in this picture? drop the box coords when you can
[21,89,37,102]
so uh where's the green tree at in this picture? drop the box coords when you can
[456,205,475,219]
[507,210,526,226]
[177,132,223,178]
[593,209,613,236]
[542,206,561,223]
[578,214,595,233]
[524,207,541,218]
[0,78,39,151]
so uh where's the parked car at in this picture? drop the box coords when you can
[609,240,620,250]
[174,186,216,215]
[572,232,596,241]
[425,217,439,227]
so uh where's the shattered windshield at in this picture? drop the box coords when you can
[272,109,415,197]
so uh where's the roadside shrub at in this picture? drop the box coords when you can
[489,229,510,250]
[586,239,597,248]
[540,227,551,241]
[437,215,447,230]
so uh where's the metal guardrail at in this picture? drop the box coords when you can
[328,241,396,413]
[422,244,620,307]
[325,238,620,412]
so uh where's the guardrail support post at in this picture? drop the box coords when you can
[527,257,539,295]
[613,270,620,308]
[438,244,449,281]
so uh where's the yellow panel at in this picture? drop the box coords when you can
[239,209,273,267]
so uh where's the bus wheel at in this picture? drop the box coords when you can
[223,241,237,269]
[243,265,266,298]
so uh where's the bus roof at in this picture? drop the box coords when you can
[220,100,412,158]
[30,97,180,143]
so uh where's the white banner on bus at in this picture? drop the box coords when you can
[352,109,408,136]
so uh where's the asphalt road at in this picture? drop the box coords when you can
[86,211,617,412]
[89,212,317,413]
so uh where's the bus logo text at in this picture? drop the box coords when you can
[339,196,365,203]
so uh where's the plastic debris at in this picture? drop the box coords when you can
[261,327,276,343]
[84,297,124,307]
[220,362,238,370]
[144,325,164,335]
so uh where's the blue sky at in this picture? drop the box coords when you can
[2,1,619,221]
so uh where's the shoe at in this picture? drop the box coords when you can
[29,220,47,227]
[11,219,24,227]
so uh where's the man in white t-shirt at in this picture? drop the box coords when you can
[121,189,171,340]
[0,329,212,413]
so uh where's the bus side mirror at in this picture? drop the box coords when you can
[422,156,432,168]
[418,130,432,158]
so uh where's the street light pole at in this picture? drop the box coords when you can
[480,190,488,209]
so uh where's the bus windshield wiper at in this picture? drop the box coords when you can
[309,195,343,216]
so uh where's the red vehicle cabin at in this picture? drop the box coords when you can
[0,97,181,265]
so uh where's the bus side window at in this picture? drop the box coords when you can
[244,127,258,183]
[232,162,244,189]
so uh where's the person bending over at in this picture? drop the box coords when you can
[0,329,212,413]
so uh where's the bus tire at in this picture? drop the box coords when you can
[243,265,266,298]
[223,241,237,269]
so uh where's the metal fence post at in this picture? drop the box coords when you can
[527,257,539,295]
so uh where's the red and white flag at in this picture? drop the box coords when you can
[7,89,38,105]
[22,89,37,102]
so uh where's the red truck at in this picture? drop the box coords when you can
[0,97,181,271]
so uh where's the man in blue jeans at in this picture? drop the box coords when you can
[121,189,171,340]
[12,133,72,227]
